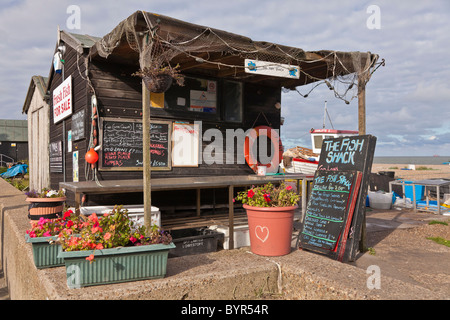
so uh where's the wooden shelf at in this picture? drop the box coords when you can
[162,209,248,231]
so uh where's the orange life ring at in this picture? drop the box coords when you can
[244,125,283,173]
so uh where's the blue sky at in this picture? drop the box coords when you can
[0,0,449,156]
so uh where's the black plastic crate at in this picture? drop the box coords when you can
[169,228,224,257]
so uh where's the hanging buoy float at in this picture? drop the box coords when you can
[85,148,99,164]
[244,125,283,174]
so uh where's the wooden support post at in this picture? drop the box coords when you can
[196,188,201,217]
[358,75,367,252]
[228,185,234,250]
[301,178,307,221]
[142,82,152,234]
[358,78,366,136]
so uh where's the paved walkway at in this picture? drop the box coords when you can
[1,206,448,300]
[0,268,8,300]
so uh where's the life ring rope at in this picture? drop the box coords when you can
[244,125,283,173]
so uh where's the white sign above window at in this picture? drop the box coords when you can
[244,59,300,79]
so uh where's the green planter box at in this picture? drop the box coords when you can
[58,243,175,289]
[26,235,64,269]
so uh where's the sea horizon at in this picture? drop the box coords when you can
[373,156,450,165]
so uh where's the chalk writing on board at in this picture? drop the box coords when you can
[300,171,356,251]
[100,118,171,170]
[72,109,85,141]
[322,137,365,165]
[302,134,376,262]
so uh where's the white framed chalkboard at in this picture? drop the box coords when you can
[172,123,199,167]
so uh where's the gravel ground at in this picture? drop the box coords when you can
[1,163,448,300]
[371,163,450,180]
[356,220,450,296]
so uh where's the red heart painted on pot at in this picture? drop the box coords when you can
[255,225,269,243]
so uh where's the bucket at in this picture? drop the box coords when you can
[378,171,395,178]
[257,166,267,176]
[244,204,296,256]
[368,191,392,210]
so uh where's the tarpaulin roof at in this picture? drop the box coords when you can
[89,11,379,89]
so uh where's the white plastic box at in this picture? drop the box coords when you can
[444,193,450,204]
[368,191,393,210]
[209,224,250,249]
[79,204,161,228]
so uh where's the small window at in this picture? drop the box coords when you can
[313,135,323,150]
[223,81,243,122]
[164,76,217,114]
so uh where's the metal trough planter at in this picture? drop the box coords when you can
[26,235,64,269]
[58,242,175,289]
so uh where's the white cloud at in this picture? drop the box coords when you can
[0,0,450,156]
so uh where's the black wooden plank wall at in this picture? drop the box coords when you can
[49,54,282,189]
[49,45,88,189]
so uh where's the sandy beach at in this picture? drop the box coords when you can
[371,163,450,180]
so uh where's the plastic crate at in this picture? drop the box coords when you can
[79,205,161,228]
[209,225,250,250]
[169,228,224,257]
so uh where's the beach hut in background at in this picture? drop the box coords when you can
[22,76,50,191]
[37,11,380,246]
[0,120,28,166]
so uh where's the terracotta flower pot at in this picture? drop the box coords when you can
[244,204,297,256]
[25,197,66,220]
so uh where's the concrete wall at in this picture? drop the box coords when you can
[0,179,50,299]
[1,178,445,300]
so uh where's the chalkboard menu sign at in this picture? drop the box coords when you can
[99,118,172,171]
[71,110,85,141]
[299,170,362,260]
[298,135,376,262]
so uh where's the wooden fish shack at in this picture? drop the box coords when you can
[44,11,379,247]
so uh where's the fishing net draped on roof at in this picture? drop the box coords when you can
[91,11,379,90]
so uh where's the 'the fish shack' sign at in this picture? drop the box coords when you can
[53,75,72,123]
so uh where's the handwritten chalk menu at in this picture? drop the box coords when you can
[300,170,360,252]
[172,123,199,167]
[99,118,172,171]
[299,135,376,262]
[71,109,85,141]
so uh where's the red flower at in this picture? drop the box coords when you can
[66,220,74,228]
[263,193,271,203]
[247,189,255,198]
[286,185,293,191]
[63,210,72,220]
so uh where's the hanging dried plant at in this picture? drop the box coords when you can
[133,64,185,93]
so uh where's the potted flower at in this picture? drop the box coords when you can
[235,182,300,256]
[25,210,83,269]
[57,206,175,289]
[25,188,67,220]
[133,63,184,93]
